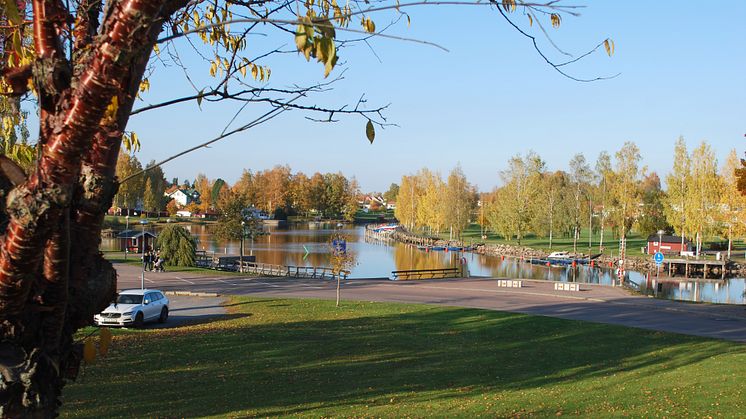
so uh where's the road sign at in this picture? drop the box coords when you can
[653,251,664,264]
[332,239,346,255]
[303,245,310,260]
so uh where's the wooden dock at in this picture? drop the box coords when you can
[662,258,731,280]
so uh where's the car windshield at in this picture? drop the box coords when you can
[116,294,143,305]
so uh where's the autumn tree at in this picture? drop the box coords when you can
[497,151,544,244]
[444,165,475,240]
[533,170,571,248]
[663,137,690,253]
[568,153,592,252]
[594,151,613,252]
[395,175,422,231]
[114,151,144,209]
[142,177,157,213]
[719,149,746,258]
[416,169,446,234]
[685,141,721,255]
[736,152,746,195]
[232,169,256,204]
[289,172,312,216]
[637,171,669,235]
[144,160,168,212]
[383,183,399,203]
[609,141,642,257]
[193,173,212,213]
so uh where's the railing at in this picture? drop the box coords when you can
[237,261,350,279]
[391,267,461,280]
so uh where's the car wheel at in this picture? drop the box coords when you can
[133,312,144,328]
[158,306,169,323]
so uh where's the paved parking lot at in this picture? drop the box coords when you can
[113,262,746,342]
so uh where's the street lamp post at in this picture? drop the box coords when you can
[240,221,245,273]
[124,214,130,259]
[657,229,664,278]
[140,219,148,290]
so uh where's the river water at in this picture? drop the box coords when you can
[102,223,746,305]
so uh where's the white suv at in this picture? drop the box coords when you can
[94,289,169,328]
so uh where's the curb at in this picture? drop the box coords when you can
[164,291,220,297]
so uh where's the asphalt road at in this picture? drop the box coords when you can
[143,295,226,329]
[113,263,746,342]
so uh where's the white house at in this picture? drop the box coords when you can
[165,188,201,207]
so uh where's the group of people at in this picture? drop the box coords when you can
[142,249,166,272]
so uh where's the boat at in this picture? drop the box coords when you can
[546,251,590,266]
[430,246,445,251]
[372,224,399,233]
[447,246,463,252]
[547,251,572,260]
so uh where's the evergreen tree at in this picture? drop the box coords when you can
[155,225,196,267]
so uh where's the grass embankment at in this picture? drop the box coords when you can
[440,224,746,260]
[63,297,745,417]
[103,215,214,229]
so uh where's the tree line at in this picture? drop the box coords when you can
[394,139,745,256]
[394,165,478,240]
[113,159,360,220]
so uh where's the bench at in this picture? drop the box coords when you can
[392,268,461,280]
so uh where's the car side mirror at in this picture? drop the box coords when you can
[143,299,150,305]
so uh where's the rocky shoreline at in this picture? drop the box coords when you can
[389,229,746,277]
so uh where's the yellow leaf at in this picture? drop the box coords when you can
[527,14,533,27]
[295,25,307,51]
[251,64,258,79]
[239,65,247,77]
[139,78,150,93]
[104,96,119,120]
[99,328,112,357]
[550,13,561,28]
[153,44,160,55]
[83,340,96,364]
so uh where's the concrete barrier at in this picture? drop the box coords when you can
[554,282,581,292]
[497,279,523,288]
[165,291,220,297]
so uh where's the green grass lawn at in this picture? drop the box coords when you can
[62,297,746,418]
[104,255,255,276]
[439,224,746,260]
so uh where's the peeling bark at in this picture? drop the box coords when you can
[0,0,169,414]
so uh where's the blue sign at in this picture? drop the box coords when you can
[332,239,346,255]
[653,251,664,264]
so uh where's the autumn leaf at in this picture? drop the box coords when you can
[365,120,375,144]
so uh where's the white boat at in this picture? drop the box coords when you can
[547,251,572,260]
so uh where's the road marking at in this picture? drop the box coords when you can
[380,283,608,303]
[174,276,196,284]
[214,278,241,287]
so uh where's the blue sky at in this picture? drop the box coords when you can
[121,1,744,192]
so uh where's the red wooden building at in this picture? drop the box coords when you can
[646,234,691,255]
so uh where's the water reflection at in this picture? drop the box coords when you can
[101,224,746,305]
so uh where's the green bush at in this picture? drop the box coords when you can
[155,225,196,267]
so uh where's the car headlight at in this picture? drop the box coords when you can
[123,311,133,316]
